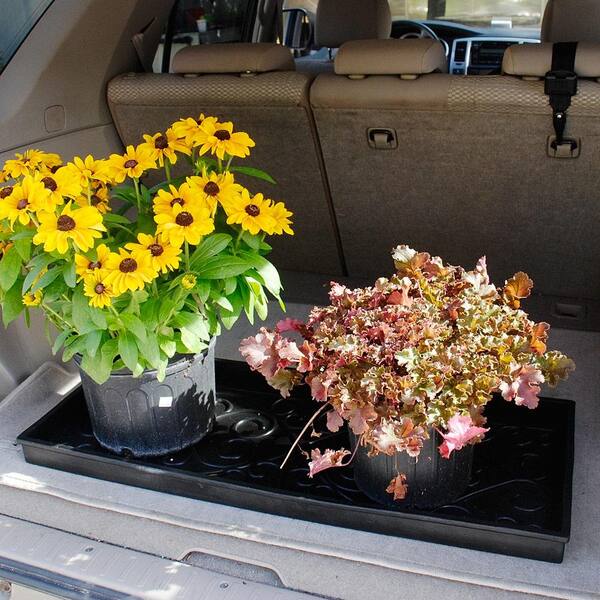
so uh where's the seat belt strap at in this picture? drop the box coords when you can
[544,42,579,149]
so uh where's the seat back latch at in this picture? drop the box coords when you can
[544,42,579,156]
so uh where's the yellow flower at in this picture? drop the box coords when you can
[154,202,214,248]
[75,243,111,279]
[125,233,181,274]
[33,202,106,254]
[106,145,156,183]
[153,182,198,215]
[0,170,7,183]
[225,189,276,235]
[138,129,190,167]
[23,290,43,307]
[34,166,82,209]
[187,171,242,215]
[75,184,111,214]
[0,177,49,226]
[266,201,294,235]
[4,150,61,179]
[83,270,115,308]
[64,155,110,187]
[181,274,197,290]
[104,248,158,294]
[170,113,207,146]
[196,119,255,160]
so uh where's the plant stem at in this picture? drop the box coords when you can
[164,160,171,182]
[225,156,233,171]
[280,403,329,470]
[42,303,72,331]
[217,157,223,174]
[133,178,141,213]
[233,229,244,254]
[184,241,190,270]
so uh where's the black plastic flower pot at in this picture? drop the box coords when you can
[351,429,473,510]
[75,339,216,458]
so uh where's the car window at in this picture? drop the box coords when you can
[286,0,549,34]
[0,0,54,73]
[154,0,255,73]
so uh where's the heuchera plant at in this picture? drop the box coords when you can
[240,246,575,500]
[0,115,292,383]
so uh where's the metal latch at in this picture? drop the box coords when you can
[547,135,580,158]
[367,128,397,149]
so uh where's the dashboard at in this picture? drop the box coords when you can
[449,37,539,75]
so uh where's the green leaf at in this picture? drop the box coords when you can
[229,165,276,185]
[190,234,233,268]
[224,277,237,295]
[31,267,62,293]
[238,251,282,297]
[72,287,96,334]
[120,313,147,343]
[62,261,76,288]
[10,230,35,241]
[195,280,211,302]
[180,328,205,354]
[173,312,210,341]
[80,339,118,384]
[13,237,32,262]
[22,255,55,293]
[240,231,260,250]
[195,255,250,280]
[144,332,161,368]
[52,330,71,355]
[1,278,24,326]
[62,335,88,362]
[84,330,103,358]
[0,247,22,292]
[214,296,233,312]
[89,307,107,330]
[118,331,138,372]
[158,299,178,324]
[159,335,177,358]
[102,213,131,225]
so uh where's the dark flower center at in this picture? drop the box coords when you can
[41,176,57,192]
[175,211,194,226]
[88,261,101,270]
[245,204,260,217]
[16,199,29,210]
[90,194,102,206]
[119,258,137,273]
[203,181,220,196]
[149,243,164,256]
[0,186,13,199]
[57,215,76,231]
[154,135,169,150]
[124,159,138,169]
[94,283,105,294]
[214,129,231,141]
[50,165,60,174]
[170,197,184,207]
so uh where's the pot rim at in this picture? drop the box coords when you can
[74,337,216,379]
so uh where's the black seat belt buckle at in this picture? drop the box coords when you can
[544,70,578,97]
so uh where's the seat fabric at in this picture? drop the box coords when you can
[311,64,600,301]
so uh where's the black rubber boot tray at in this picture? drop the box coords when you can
[17,360,575,563]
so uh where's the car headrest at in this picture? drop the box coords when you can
[502,42,600,78]
[334,39,447,78]
[315,0,392,48]
[172,43,295,75]
[542,0,600,43]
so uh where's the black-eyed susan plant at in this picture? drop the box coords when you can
[0,116,293,383]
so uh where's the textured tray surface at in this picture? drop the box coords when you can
[18,360,574,562]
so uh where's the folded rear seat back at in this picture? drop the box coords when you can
[107,43,343,275]
[310,38,600,324]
